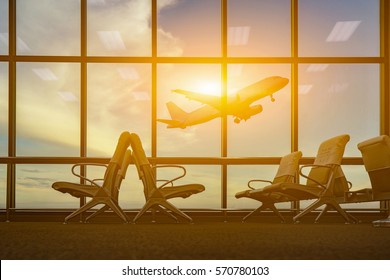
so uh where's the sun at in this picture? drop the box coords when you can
[195,80,222,96]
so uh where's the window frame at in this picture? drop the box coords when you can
[0,0,388,217]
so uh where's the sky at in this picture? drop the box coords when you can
[0,0,381,209]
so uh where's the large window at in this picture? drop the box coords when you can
[16,0,80,56]
[0,0,387,214]
[298,64,380,156]
[16,62,80,156]
[298,0,379,57]
[227,64,291,157]
[87,0,151,56]
[0,0,8,55]
[0,62,7,156]
[158,0,221,57]
[87,63,152,156]
[0,165,5,209]
[228,0,291,57]
[15,165,79,208]
[157,64,221,157]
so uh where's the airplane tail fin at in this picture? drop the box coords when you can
[166,101,188,120]
[156,102,188,128]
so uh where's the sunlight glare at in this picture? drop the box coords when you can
[195,80,221,96]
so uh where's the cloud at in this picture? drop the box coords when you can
[17,176,57,189]
[157,0,180,11]
[20,169,42,173]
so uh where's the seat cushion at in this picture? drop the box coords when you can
[344,188,373,202]
[235,189,251,199]
[261,182,323,200]
[160,184,205,199]
[52,182,100,198]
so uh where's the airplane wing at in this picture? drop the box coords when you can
[235,76,289,105]
[172,89,222,109]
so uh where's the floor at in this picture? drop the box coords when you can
[1,216,390,260]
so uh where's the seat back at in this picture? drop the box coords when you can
[358,135,390,200]
[129,133,157,199]
[101,131,132,196]
[306,134,350,196]
[111,149,132,201]
[272,151,303,184]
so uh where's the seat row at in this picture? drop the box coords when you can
[237,134,390,226]
[52,132,204,224]
[52,132,390,227]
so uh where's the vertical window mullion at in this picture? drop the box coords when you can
[221,0,228,209]
[81,0,87,159]
[380,0,390,136]
[380,0,390,212]
[6,0,16,221]
[291,0,298,153]
[152,0,157,158]
[79,0,87,213]
[291,0,299,213]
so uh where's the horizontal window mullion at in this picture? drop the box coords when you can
[1,56,383,64]
[0,156,364,165]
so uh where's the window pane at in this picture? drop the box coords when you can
[299,0,379,57]
[157,165,221,209]
[84,163,144,210]
[0,165,5,209]
[87,0,151,56]
[342,165,379,210]
[116,167,145,209]
[16,0,80,55]
[0,62,7,156]
[228,165,287,209]
[228,0,290,57]
[16,63,80,156]
[228,64,291,157]
[87,63,151,157]
[108,165,221,210]
[157,0,221,57]
[16,165,80,208]
[298,165,379,211]
[0,0,8,54]
[84,164,219,209]
[157,64,221,157]
[298,64,379,156]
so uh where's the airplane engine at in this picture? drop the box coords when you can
[245,104,263,120]
[234,104,263,123]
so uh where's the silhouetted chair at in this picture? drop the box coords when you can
[343,135,390,227]
[260,134,354,223]
[235,151,302,223]
[84,149,132,223]
[129,133,205,223]
[52,131,131,224]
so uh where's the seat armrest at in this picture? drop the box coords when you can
[71,163,108,187]
[247,179,273,190]
[91,178,104,186]
[299,164,334,189]
[152,165,187,189]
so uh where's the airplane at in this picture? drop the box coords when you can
[157,76,289,128]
